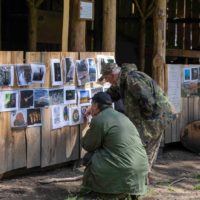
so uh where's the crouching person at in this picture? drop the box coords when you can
[81,92,149,199]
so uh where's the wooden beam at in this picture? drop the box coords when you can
[62,0,70,51]
[166,49,200,58]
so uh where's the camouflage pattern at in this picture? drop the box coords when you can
[101,62,119,75]
[107,64,175,165]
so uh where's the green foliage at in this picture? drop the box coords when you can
[194,184,200,190]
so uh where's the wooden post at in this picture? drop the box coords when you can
[102,0,116,52]
[27,0,44,51]
[0,0,2,49]
[69,0,86,51]
[62,0,70,51]
[152,0,166,90]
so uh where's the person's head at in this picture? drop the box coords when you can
[99,63,121,85]
[90,92,112,116]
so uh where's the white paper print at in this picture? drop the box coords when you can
[77,88,91,105]
[87,58,97,82]
[50,59,63,86]
[75,60,90,86]
[96,55,116,79]
[11,109,27,128]
[63,57,75,84]
[49,88,64,105]
[0,65,14,86]
[27,108,42,127]
[51,105,63,129]
[0,90,19,112]
[90,86,103,97]
[16,64,32,86]
[31,63,46,84]
[64,86,77,104]
[69,106,82,126]
[62,105,70,126]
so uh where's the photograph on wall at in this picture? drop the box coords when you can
[75,59,90,86]
[51,105,63,129]
[87,58,97,82]
[78,89,91,105]
[69,106,82,125]
[63,57,75,84]
[49,88,64,105]
[62,105,70,126]
[80,104,90,123]
[182,66,198,97]
[64,86,77,104]
[27,108,42,127]
[91,86,103,97]
[191,67,199,81]
[0,65,14,86]
[11,109,27,128]
[31,63,46,84]
[16,64,32,86]
[19,89,34,108]
[34,89,49,108]
[0,90,18,112]
[50,59,63,86]
[96,55,115,79]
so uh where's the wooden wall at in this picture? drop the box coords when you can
[0,51,114,177]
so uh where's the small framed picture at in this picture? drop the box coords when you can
[49,88,64,105]
[62,105,70,126]
[87,58,97,82]
[63,57,75,84]
[19,89,34,109]
[34,89,49,108]
[11,109,27,128]
[69,106,82,126]
[191,67,198,81]
[27,108,42,127]
[50,59,63,86]
[77,88,91,105]
[64,86,77,105]
[16,64,32,86]
[31,63,46,84]
[183,68,191,82]
[79,0,94,21]
[0,65,14,86]
[51,105,63,129]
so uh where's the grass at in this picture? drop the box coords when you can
[194,184,200,190]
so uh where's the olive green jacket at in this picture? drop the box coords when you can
[82,107,148,195]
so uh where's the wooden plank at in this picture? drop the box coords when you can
[171,118,177,143]
[62,0,70,51]
[193,97,199,121]
[164,124,172,144]
[188,97,194,123]
[0,51,26,175]
[166,49,200,58]
[66,126,80,161]
[25,52,42,168]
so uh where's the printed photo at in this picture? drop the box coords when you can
[11,109,27,128]
[64,86,77,104]
[27,108,42,127]
[51,105,63,129]
[181,82,198,97]
[183,68,191,82]
[16,64,32,86]
[34,89,49,108]
[91,87,103,97]
[19,89,34,108]
[50,59,63,86]
[31,63,46,83]
[191,67,199,80]
[78,89,91,105]
[69,106,82,125]
[1,91,19,112]
[80,105,90,123]
[49,88,64,105]
[87,58,97,82]
[75,60,90,86]
[63,57,75,84]
[62,105,70,126]
[0,65,14,86]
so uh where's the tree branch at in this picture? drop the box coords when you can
[133,0,144,18]
[145,4,155,20]
[147,0,155,13]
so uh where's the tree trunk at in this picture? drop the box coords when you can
[62,0,70,51]
[152,0,166,90]
[27,4,37,51]
[102,0,116,51]
[139,18,146,72]
[0,0,2,49]
[69,0,86,51]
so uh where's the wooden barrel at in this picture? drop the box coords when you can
[180,121,200,153]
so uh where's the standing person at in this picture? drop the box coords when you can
[99,63,175,168]
[82,92,149,200]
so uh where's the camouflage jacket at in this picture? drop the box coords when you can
[107,64,174,150]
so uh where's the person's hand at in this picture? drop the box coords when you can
[84,106,92,118]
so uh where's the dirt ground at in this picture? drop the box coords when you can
[1,143,200,200]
